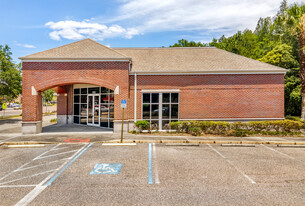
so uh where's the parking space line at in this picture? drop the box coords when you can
[208,144,256,184]
[15,143,92,206]
[152,143,160,184]
[0,144,61,182]
[0,169,57,186]
[260,144,295,160]
[0,185,37,188]
[50,144,81,151]
[32,144,62,161]
[148,143,153,184]
[15,157,72,172]
[45,143,93,186]
[15,185,47,206]
[34,149,80,160]
[0,135,21,144]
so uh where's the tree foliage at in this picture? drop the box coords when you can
[0,45,22,103]
[42,89,54,103]
[169,0,305,117]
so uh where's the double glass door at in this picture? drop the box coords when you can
[87,94,100,126]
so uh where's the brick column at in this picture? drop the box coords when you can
[57,93,68,124]
[22,90,43,134]
[56,85,73,124]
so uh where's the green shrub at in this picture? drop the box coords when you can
[188,127,202,136]
[231,122,248,130]
[159,120,304,137]
[135,120,150,132]
[169,121,181,131]
[180,121,192,133]
[286,116,301,121]
[50,118,57,123]
[282,120,304,132]
[234,129,248,137]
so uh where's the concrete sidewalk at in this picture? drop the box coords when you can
[1,131,305,145]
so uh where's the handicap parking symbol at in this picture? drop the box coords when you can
[90,163,123,175]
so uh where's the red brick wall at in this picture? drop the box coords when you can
[22,61,130,122]
[128,74,285,120]
[23,60,284,123]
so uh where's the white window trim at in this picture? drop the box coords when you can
[141,92,179,130]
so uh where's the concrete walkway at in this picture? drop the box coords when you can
[0,115,305,145]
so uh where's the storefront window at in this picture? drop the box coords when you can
[73,86,114,129]
[142,92,179,130]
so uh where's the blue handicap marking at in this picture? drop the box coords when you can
[90,163,123,175]
[121,100,127,104]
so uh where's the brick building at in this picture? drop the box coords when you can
[20,39,287,134]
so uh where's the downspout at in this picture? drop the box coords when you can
[134,72,137,122]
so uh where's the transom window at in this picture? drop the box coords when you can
[142,93,179,130]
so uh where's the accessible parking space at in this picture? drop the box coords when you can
[1,143,305,205]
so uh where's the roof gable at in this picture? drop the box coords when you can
[19,38,129,60]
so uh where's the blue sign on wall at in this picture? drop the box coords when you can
[90,163,123,175]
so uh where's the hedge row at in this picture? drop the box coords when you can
[169,120,304,136]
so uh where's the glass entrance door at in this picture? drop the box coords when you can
[87,94,100,126]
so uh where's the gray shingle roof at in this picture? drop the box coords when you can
[114,47,287,73]
[19,38,129,60]
[19,39,287,73]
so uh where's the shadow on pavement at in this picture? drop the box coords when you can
[42,124,113,133]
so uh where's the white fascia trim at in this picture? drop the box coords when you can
[21,59,130,62]
[179,118,285,121]
[129,71,287,75]
[140,89,180,93]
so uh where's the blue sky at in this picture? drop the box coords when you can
[1,0,304,63]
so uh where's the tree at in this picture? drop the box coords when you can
[258,44,299,69]
[0,45,22,103]
[170,39,208,47]
[42,89,54,103]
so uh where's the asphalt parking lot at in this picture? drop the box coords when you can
[0,143,305,206]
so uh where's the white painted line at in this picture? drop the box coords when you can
[261,144,295,160]
[0,169,57,185]
[50,145,82,151]
[8,144,45,148]
[38,144,88,187]
[15,144,88,206]
[32,144,62,160]
[15,157,72,172]
[15,185,47,206]
[208,144,256,184]
[34,149,80,160]
[0,144,61,182]
[221,144,255,147]
[0,185,37,188]
[152,143,160,184]
[0,135,20,144]
[208,144,225,159]
[102,143,137,146]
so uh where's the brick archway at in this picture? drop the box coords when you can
[22,61,130,134]
[34,77,117,92]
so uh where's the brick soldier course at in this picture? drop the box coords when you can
[19,39,287,134]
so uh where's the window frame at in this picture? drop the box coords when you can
[141,92,179,130]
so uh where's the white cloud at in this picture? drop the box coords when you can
[105,0,305,36]
[45,20,139,41]
[45,0,305,41]
[15,43,36,48]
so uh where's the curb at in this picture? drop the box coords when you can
[2,141,56,145]
[2,140,305,146]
